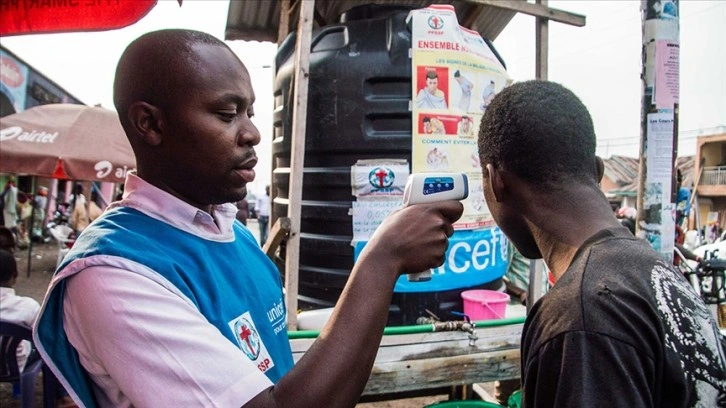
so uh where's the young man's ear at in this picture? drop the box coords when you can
[595,156,605,184]
[485,163,505,203]
[127,102,164,146]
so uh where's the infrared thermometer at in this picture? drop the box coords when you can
[402,173,469,282]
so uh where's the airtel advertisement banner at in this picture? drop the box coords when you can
[0,49,29,113]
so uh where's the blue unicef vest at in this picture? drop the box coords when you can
[35,207,293,407]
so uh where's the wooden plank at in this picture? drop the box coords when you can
[277,0,291,45]
[284,0,315,331]
[467,0,586,27]
[263,216,291,259]
[364,349,521,395]
[289,323,522,396]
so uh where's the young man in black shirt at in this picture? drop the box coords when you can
[477,80,726,407]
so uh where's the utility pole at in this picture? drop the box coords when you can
[636,0,680,261]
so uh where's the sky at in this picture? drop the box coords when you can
[1,0,724,195]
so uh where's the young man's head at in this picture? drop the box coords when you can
[425,70,439,93]
[113,29,260,211]
[477,80,599,258]
[0,249,17,287]
[478,80,597,192]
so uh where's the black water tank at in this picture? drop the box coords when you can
[272,4,502,325]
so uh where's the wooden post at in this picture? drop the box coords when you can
[263,217,291,258]
[636,0,680,260]
[284,0,314,331]
[535,0,548,80]
[277,0,291,45]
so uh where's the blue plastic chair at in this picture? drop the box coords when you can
[0,321,56,408]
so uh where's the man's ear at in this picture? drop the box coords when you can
[595,156,605,183]
[127,102,164,146]
[485,163,506,203]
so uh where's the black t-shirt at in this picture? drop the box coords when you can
[522,227,726,407]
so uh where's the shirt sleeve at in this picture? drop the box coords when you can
[63,265,273,407]
[20,297,41,328]
[522,331,655,408]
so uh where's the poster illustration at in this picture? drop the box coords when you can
[410,4,511,230]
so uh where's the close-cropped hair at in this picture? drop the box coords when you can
[478,80,598,191]
[113,29,232,116]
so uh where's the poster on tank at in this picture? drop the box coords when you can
[350,160,408,198]
[409,4,510,230]
[349,159,408,242]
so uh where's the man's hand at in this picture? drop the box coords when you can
[360,200,463,275]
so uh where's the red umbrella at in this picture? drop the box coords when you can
[0,0,182,36]
[0,103,135,183]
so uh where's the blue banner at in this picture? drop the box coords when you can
[354,226,508,293]
[0,49,29,113]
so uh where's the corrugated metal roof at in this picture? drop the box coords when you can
[603,155,640,188]
[605,155,695,195]
[225,0,520,43]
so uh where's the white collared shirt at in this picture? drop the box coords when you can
[0,286,40,371]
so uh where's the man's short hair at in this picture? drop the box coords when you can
[0,249,17,282]
[425,70,438,80]
[478,80,597,191]
[422,116,431,123]
[113,29,231,120]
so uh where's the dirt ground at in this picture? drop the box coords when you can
[0,233,489,407]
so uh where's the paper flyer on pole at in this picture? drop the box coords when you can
[654,40,679,109]
[642,112,675,259]
[409,4,510,230]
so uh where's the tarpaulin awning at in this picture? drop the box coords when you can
[0,103,135,183]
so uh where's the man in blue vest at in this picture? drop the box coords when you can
[34,29,463,407]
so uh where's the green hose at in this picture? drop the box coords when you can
[288,316,526,339]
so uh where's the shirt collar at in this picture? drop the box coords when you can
[0,287,16,297]
[109,171,239,241]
